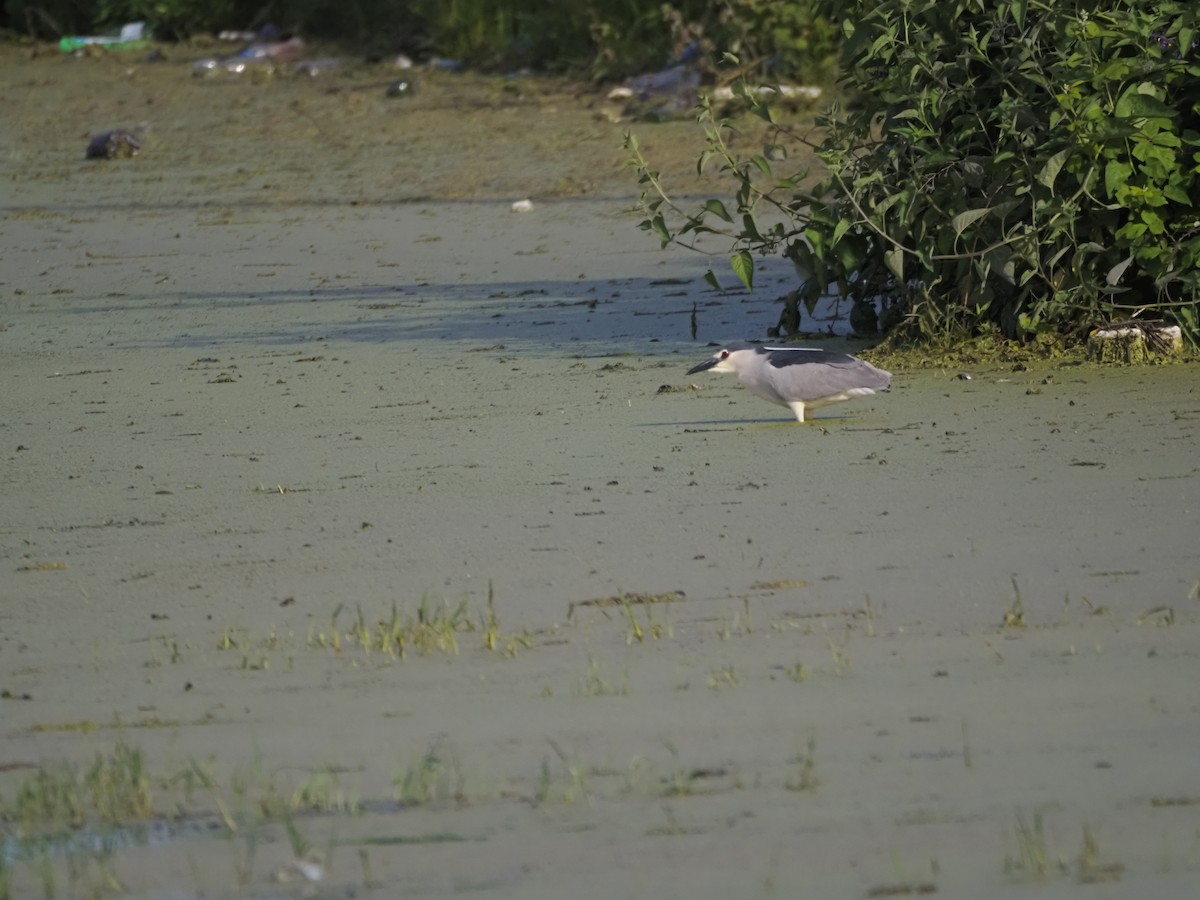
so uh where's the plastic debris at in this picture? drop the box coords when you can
[192,37,312,79]
[296,59,339,77]
[511,199,534,213]
[709,84,823,103]
[60,22,148,53]
[237,37,305,61]
[86,131,140,160]
[1087,321,1183,364]
[608,64,701,120]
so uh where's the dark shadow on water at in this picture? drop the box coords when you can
[0,196,641,216]
[64,275,788,353]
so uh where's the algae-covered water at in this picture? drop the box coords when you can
[2,40,1199,899]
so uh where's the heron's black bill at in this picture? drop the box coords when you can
[687,358,719,375]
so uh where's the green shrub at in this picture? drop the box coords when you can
[93,0,237,39]
[711,0,841,85]
[630,0,1200,347]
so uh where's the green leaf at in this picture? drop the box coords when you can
[1036,149,1071,190]
[1090,118,1139,141]
[834,234,868,273]
[950,207,992,236]
[752,102,776,124]
[1115,90,1177,120]
[990,199,1022,220]
[872,192,906,217]
[884,247,904,281]
[704,199,733,223]
[1141,209,1166,235]
[1008,0,1026,28]
[804,224,827,260]
[1104,160,1133,198]
[750,155,772,178]
[787,241,815,282]
[731,250,755,291]
[1106,255,1134,286]
[650,214,671,248]
[703,269,723,293]
[1096,59,1132,82]
[831,219,853,246]
[986,246,1016,284]
[742,214,765,243]
[1163,183,1192,206]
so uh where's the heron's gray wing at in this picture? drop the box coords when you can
[763,348,859,369]
[763,349,888,400]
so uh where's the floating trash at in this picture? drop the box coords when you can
[386,79,416,98]
[511,199,534,213]
[606,64,703,120]
[237,36,305,61]
[86,130,140,160]
[709,84,823,103]
[273,855,325,883]
[296,58,339,77]
[1087,320,1184,364]
[60,22,148,54]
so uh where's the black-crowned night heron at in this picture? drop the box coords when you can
[687,341,891,423]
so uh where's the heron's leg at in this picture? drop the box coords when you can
[787,401,808,423]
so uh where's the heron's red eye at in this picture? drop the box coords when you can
[720,351,729,359]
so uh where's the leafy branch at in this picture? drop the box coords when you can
[628,0,1200,347]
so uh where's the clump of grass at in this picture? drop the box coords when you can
[65,833,123,898]
[144,635,183,668]
[785,735,819,792]
[304,598,476,660]
[1004,814,1123,884]
[1076,826,1124,884]
[216,626,275,671]
[0,744,152,900]
[289,768,358,814]
[1004,809,1060,880]
[622,596,672,643]
[1003,576,1027,628]
[534,741,591,805]
[716,599,754,640]
[577,656,629,697]
[707,664,739,690]
[394,740,466,807]
[168,756,236,831]
[479,583,535,656]
[826,636,853,676]
[3,742,153,831]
